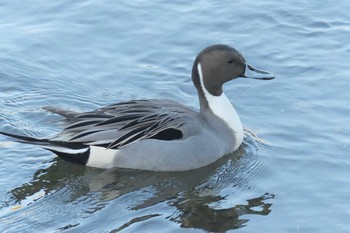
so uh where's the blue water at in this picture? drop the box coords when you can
[1,0,350,232]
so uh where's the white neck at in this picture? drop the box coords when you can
[197,63,244,148]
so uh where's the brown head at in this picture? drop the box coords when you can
[192,44,275,99]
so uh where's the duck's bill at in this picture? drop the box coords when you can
[242,63,275,80]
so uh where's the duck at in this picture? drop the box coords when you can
[0,44,274,171]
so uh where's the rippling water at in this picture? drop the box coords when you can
[1,0,350,232]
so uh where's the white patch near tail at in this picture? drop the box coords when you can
[197,63,244,149]
[86,146,118,169]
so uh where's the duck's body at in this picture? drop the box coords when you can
[47,96,242,171]
[0,44,274,171]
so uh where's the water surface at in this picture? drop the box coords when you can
[1,0,350,232]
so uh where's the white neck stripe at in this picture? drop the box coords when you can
[197,63,244,148]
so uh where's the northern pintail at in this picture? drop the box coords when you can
[0,44,274,171]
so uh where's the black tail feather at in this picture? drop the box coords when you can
[43,106,80,122]
[0,131,90,165]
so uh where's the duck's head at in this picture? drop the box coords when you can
[192,44,275,97]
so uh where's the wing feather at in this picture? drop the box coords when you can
[53,99,198,148]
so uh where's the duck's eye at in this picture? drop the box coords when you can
[227,59,234,64]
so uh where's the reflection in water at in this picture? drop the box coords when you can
[0,134,274,232]
[170,193,273,232]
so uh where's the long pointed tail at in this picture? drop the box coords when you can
[0,131,90,165]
